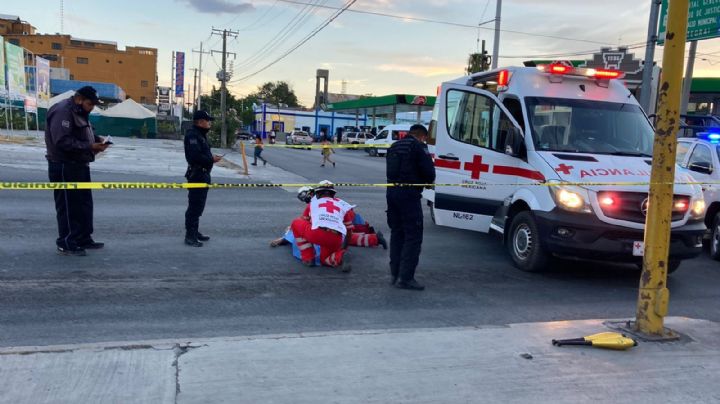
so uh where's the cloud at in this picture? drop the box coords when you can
[178,0,254,15]
[377,63,463,78]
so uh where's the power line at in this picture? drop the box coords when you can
[229,0,357,83]
[500,42,647,59]
[234,0,325,70]
[274,0,612,45]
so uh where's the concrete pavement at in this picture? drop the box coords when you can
[1,317,718,404]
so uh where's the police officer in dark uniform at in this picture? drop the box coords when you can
[386,124,436,290]
[46,86,110,256]
[184,110,222,247]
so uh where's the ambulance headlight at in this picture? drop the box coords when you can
[549,182,593,214]
[691,198,706,219]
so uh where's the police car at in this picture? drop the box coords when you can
[677,133,720,260]
[425,64,706,273]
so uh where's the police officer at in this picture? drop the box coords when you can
[46,86,110,256]
[184,110,222,247]
[386,124,435,290]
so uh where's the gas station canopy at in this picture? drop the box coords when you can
[325,94,436,116]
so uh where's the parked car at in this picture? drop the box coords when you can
[235,130,252,141]
[344,132,374,146]
[286,130,313,148]
[677,133,719,259]
[364,124,414,157]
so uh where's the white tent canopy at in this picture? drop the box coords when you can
[99,99,155,119]
[48,90,75,108]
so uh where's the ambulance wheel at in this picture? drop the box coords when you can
[369,148,378,157]
[507,211,548,272]
[635,260,681,274]
[710,213,720,261]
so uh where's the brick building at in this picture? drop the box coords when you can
[0,14,158,104]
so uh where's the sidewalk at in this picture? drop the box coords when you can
[0,134,307,186]
[1,317,718,404]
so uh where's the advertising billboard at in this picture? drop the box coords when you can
[5,42,27,98]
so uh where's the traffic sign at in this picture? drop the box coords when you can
[658,0,720,44]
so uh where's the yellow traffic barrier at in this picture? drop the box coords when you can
[553,335,638,351]
[552,332,627,345]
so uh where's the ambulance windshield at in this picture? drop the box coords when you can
[525,97,653,156]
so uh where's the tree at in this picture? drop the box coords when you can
[253,81,301,108]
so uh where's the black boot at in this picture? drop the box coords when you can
[376,231,387,250]
[197,233,210,242]
[395,279,425,291]
[185,232,203,247]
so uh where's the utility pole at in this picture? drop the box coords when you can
[211,28,239,148]
[681,40,698,115]
[639,0,662,112]
[491,0,502,70]
[191,68,198,113]
[192,42,210,111]
[634,0,689,337]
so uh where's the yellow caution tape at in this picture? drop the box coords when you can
[1,180,718,190]
[254,143,390,149]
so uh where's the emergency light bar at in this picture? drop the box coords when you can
[699,132,720,144]
[538,63,625,80]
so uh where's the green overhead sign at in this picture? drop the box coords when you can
[658,0,720,44]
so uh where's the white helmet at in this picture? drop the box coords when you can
[315,180,336,196]
[297,186,314,203]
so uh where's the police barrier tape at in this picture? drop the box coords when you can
[0,181,718,190]
[255,143,391,149]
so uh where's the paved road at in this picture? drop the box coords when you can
[1,148,719,347]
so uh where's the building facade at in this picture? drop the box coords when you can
[1,15,157,104]
[253,104,368,139]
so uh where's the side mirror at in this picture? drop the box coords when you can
[689,161,714,175]
[504,127,526,158]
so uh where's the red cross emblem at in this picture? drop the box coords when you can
[319,200,341,214]
[634,242,642,249]
[463,155,490,180]
[555,164,574,175]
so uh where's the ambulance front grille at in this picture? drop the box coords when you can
[597,191,689,224]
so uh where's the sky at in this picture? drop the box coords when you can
[4,0,720,106]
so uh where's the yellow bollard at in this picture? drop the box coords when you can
[635,0,689,336]
[240,141,249,176]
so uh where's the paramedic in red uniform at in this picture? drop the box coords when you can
[290,181,354,272]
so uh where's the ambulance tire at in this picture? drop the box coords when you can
[507,211,549,272]
[710,213,720,261]
[369,148,378,157]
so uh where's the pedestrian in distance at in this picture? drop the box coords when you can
[320,135,335,167]
[45,86,110,256]
[385,124,436,290]
[252,134,267,166]
[184,110,223,247]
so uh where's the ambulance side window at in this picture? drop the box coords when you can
[491,97,524,153]
[446,90,492,148]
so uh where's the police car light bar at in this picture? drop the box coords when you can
[699,132,720,143]
[538,63,625,80]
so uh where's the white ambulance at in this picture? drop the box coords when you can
[426,64,706,273]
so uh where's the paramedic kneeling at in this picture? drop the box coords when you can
[386,124,436,290]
